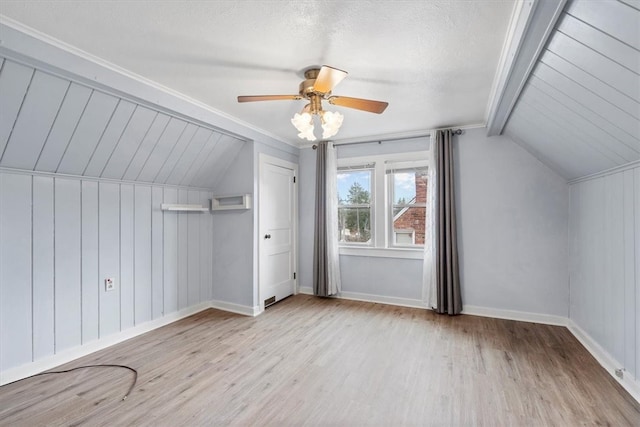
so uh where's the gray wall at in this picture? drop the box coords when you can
[299,128,570,316]
[0,171,213,374]
[211,139,299,309]
[298,138,429,301]
[211,142,255,307]
[456,128,569,316]
[569,165,639,383]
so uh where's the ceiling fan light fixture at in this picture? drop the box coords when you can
[238,65,387,142]
[321,110,343,139]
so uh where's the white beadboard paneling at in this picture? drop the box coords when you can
[177,189,189,309]
[566,0,640,51]
[623,169,637,378]
[558,13,640,74]
[154,123,198,184]
[0,173,32,371]
[547,32,639,103]
[83,100,136,177]
[101,106,156,180]
[603,172,625,362]
[517,85,625,164]
[81,180,99,344]
[203,137,245,188]
[0,170,216,381]
[509,101,619,174]
[524,81,638,162]
[122,113,171,181]
[54,178,82,352]
[136,118,187,183]
[506,111,593,178]
[165,127,212,185]
[636,168,640,382]
[57,91,119,175]
[99,182,121,337]
[163,187,178,313]
[35,84,92,172]
[151,186,164,319]
[539,50,640,121]
[0,56,243,189]
[0,60,33,157]
[200,191,212,301]
[181,132,220,186]
[134,185,152,325]
[119,184,135,330]
[189,133,226,187]
[32,176,55,360]
[187,190,201,306]
[569,165,639,385]
[1,71,68,170]
[506,0,640,180]
[533,63,639,139]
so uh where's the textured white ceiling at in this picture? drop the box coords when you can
[0,1,516,144]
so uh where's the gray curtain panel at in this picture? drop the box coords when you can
[434,130,462,315]
[313,141,330,296]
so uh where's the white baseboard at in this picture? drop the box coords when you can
[568,320,640,404]
[210,299,261,317]
[298,286,425,309]
[0,301,211,386]
[299,286,313,295]
[462,305,569,326]
[338,291,426,309]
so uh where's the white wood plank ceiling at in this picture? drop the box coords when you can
[504,0,640,180]
[0,56,246,189]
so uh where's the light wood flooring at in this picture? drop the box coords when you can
[1,294,639,426]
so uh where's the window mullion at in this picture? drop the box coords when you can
[374,161,386,249]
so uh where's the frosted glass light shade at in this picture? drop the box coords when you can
[322,111,344,139]
[291,112,316,141]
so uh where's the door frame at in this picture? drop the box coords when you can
[257,153,298,314]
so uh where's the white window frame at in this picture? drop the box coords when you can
[337,151,429,259]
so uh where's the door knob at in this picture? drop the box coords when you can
[264,234,271,239]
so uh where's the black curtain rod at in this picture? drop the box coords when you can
[312,128,462,150]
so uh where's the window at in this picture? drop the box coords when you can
[337,166,373,244]
[336,152,428,258]
[388,167,428,247]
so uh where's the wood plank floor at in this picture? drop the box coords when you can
[1,294,638,426]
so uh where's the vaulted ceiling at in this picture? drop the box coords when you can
[504,0,640,180]
[0,57,245,188]
[0,0,637,184]
[0,0,515,143]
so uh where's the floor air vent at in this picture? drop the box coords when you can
[264,296,276,307]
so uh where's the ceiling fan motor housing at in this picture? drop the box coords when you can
[299,69,327,114]
[300,69,328,96]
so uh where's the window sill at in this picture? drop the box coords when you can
[338,246,424,260]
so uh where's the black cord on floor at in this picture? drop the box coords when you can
[1,364,138,401]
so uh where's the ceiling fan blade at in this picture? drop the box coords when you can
[314,65,348,93]
[237,95,301,102]
[328,96,389,114]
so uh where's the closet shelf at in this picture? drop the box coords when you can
[211,194,252,211]
[161,204,209,212]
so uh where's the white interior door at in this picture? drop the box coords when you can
[259,155,297,310]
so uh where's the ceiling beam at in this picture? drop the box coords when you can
[485,0,567,136]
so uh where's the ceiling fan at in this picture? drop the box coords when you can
[237,65,389,141]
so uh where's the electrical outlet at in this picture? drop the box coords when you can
[105,278,115,292]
